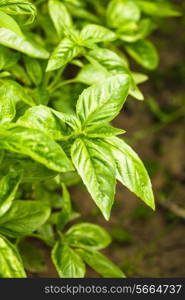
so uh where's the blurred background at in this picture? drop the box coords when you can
[68,0,185,277]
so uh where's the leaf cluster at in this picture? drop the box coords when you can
[0,0,180,278]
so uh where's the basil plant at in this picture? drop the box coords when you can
[0,0,180,278]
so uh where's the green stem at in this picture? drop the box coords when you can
[15,237,22,246]
[57,230,63,239]
[48,67,65,91]
[49,78,78,93]
[43,72,51,88]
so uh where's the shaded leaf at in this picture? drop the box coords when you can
[77,248,125,278]
[23,56,43,86]
[19,240,47,273]
[0,45,20,70]
[0,149,4,163]
[0,200,50,237]
[0,126,74,172]
[7,63,31,85]
[136,1,181,18]
[36,224,55,247]
[107,0,141,28]
[125,40,158,70]
[118,18,153,43]
[1,153,57,182]
[57,184,72,230]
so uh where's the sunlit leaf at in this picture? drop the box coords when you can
[0,234,26,278]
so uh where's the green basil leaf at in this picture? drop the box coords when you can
[129,82,144,101]
[85,124,125,138]
[71,138,116,220]
[7,63,31,85]
[0,45,20,70]
[0,172,22,218]
[0,28,49,59]
[65,222,111,250]
[86,50,141,101]
[106,0,141,28]
[0,0,37,24]
[106,137,155,210]
[125,40,159,70]
[23,56,43,86]
[131,72,148,84]
[52,241,86,278]
[53,109,81,130]
[0,200,50,237]
[77,248,125,278]
[17,105,67,140]
[60,171,81,186]
[0,91,15,124]
[0,79,35,106]
[64,0,84,8]
[36,223,55,247]
[76,63,109,85]
[129,74,145,101]
[67,4,99,23]
[0,71,10,77]
[1,153,57,182]
[0,234,26,278]
[48,0,73,37]
[87,48,128,70]
[77,64,130,97]
[76,74,130,127]
[57,184,72,230]
[0,126,74,172]
[30,86,50,106]
[19,240,47,273]
[0,11,23,36]
[136,1,181,18]
[46,37,82,72]
[118,18,153,43]
[80,24,116,43]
